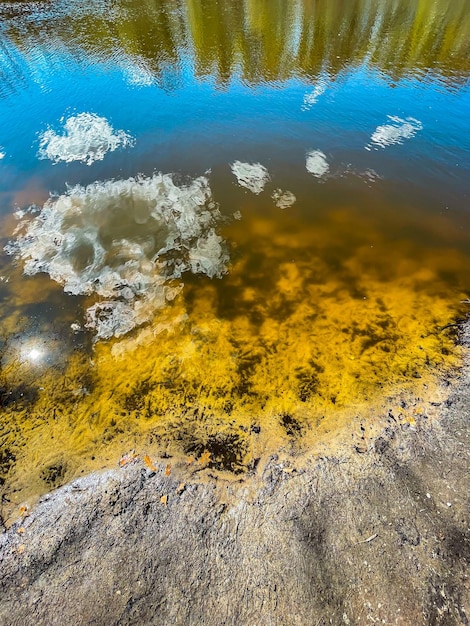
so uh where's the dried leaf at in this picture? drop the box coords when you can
[176,482,186,494]
[165,463,171,476]
[186,455,195,466]
[17,544,25,554]
[18,506,29,517]
[119,451,138,467]
[143,454,157,472]
[17,527,25,534]
[160,494,168,506]
[199,450,211,467]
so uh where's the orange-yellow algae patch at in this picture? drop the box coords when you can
[0,200,469,516]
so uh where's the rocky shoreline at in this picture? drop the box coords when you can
[1,328,469,626]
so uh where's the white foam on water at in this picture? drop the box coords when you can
[38,112,135,165]
[7,173,229,340]
[230,161,270,194]
[0,149,5,159]
[366,116,423,150]
[306,150,329,178]
[272,189,296,209]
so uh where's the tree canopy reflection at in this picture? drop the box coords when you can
[1,0,469,89]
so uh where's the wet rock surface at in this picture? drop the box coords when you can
[1,343,470,625]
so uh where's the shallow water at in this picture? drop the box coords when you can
[0,0,470,508]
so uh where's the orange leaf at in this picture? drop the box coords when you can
[144,454,157,472]
[160,494,168,506]
[17,527,25,534]
[165,463,171,476]
[199,450,211,467]
[119,451,138,467]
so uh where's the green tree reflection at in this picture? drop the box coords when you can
[1,0,469,87]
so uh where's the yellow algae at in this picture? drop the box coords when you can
[1,197,469,517]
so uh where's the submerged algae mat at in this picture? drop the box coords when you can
[0,193,469,518]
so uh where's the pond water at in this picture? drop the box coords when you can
[0,0,470,510]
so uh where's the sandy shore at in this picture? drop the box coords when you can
[1,327,469,626]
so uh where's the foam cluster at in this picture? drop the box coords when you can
[38,113,134,165]
[7,173,229,339]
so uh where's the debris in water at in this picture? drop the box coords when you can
[143,454,157,472]
[199,450,211,467]
[119,451,139,466]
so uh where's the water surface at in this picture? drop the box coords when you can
[1,0,470,511]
